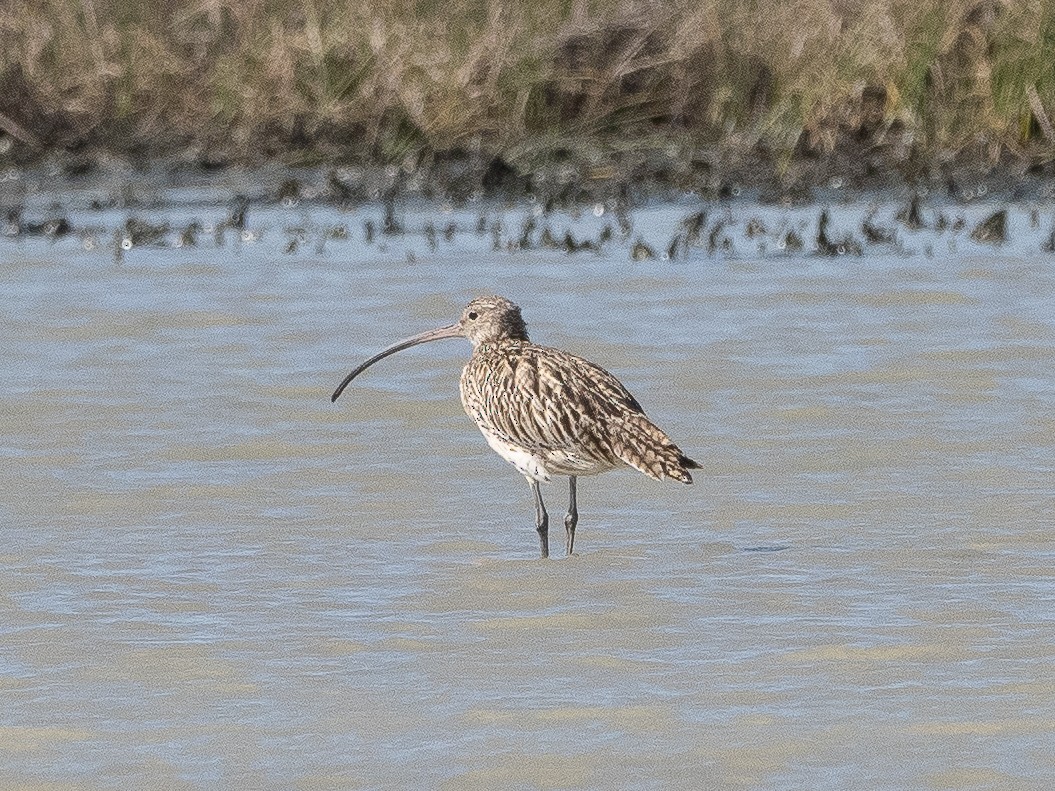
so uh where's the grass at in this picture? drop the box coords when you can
[1,0,1054,172]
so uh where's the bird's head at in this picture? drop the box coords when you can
[458,295,529,347]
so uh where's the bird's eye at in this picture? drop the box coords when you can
[468,311,478,320]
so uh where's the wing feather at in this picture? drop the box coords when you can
[460,341,697,482]
[461,344,640,456]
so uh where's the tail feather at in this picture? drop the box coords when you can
[610,413,698,484]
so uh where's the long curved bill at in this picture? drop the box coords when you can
[331,323,463,402]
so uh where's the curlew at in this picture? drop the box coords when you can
[331,296,699,558]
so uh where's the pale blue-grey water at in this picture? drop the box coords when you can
[2,190,1054,789]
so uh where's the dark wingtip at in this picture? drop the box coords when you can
[669,455,699,484]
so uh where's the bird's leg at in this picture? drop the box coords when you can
[529,478,549,558]
[565,476,579,556]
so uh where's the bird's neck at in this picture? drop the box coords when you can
[473,337,531,356]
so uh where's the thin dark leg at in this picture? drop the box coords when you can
[530,478,549,558]
[564,476,579,556]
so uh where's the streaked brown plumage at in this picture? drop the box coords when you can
[332,295,699,558]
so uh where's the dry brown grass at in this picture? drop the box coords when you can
[1,0,1054,166]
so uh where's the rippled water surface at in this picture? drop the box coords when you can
[3,196,1055,789]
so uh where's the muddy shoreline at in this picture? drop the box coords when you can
[3,135,1055,264]
[4,134,1055,209]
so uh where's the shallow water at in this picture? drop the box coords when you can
[2,196,1055,789]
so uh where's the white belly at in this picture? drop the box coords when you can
[476,427,620,482]
[480,430,553,482]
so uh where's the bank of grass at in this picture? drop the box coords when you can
[2,0,1055,174]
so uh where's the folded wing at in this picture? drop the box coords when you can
[460,343,698,482]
